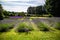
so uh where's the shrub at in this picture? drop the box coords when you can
[54,22,60,30]
[37,22,49,31]
[0,24,14,32]
[16,22,34,32]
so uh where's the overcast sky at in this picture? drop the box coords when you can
[0,0,45,12]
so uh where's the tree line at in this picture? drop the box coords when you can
[3,10,26,17]
[0,0,60,20]
[27,6,47,16]
[27,0,60,17]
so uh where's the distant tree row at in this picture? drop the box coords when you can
[3,10,26,17]
[27,6,47,16]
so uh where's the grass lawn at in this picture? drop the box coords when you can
[0,30,60,40]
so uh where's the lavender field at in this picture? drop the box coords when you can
[0,17,60,40]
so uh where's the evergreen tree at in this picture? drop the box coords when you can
[0,4,3,20]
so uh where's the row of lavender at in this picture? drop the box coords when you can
[31,17,60,30]
[0,18,19,32]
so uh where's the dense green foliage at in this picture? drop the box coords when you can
[0,4,3,20]
[3,10,26,17]
[45,0,60,17]
[54,22,60,30]
[27,6,46,16]
[18,12,26,16]
[37,22,49,31]
[0,23,14,32]
[16,22,34,32]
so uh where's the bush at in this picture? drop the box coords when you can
[37,22,49,31]
[0,16,3,20]
[0,24,14,32]
[16,22,34,32]
[54,22,60,30]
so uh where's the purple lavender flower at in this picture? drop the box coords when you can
[10,16,22,18]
